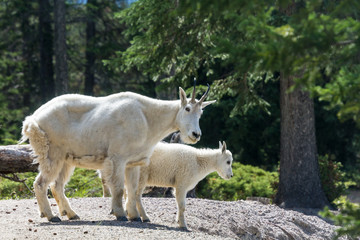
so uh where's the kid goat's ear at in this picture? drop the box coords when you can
[219,141,223,149]
[179,87,188,107]
[222,141,227,153]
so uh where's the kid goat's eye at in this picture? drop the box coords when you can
[185,107,190,112]
[227,161,231,165]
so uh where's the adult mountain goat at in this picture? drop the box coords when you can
[20,85,215,222]
[102,141,233,229]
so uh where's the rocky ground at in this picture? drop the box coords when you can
[0,197,349,240]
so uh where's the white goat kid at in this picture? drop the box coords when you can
[124,141,233,229]
[20,85,215,222]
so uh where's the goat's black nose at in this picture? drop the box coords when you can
[192,132,200,139]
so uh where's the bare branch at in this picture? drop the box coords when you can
[0,173,34,195]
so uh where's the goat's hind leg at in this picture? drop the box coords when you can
[33,171,61,222]
[50,163,79,220]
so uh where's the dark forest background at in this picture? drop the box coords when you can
[0,0,359,212]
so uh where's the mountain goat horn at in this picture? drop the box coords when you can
[191,78,197,104]
[198,83,210,104]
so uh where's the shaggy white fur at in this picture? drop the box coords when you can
[20,87,215,222]
[101,141,233,229]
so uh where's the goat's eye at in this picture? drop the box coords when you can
[185,107,190,112]
[227,161,231,165]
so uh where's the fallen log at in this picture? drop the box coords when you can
[0,144,38,174]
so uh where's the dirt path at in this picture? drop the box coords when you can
[0,197,344,239]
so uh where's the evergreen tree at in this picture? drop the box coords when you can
[54,0,68,95]
[39,0,55,101]
[115,0,360,208]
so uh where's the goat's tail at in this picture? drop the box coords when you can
[19,116,31,144]
[19,116,50,168]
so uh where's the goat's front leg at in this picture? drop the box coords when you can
[106,159,128,221]
[125,166,141,221]
[175,188,188,229]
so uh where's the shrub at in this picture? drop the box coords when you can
[64,168,103,198]
[318,154,347,203]
[345,168,360,189]
[0,168,103,199]
[0,172,37,199]
[320,201,360,239]
[197,162,278,201]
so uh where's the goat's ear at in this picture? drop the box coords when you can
[201,100,216,109]
[219,141,223,149]
[222,141,227,153]
[179,87,188,107]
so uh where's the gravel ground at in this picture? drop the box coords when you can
[0,197,346,240]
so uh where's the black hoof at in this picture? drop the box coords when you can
[49,216,61,222]
[69,215,80,220]
[116,216,128,221]
[129,217,142,222]
[142,219,151,223]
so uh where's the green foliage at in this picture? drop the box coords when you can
[67,1,154,97]
[116,0,360,128]
[0,169,103,199]
[320,201,360,239]
[197,162,278,201]
[0,172,37,199]
[114,0,360,171]
[313,66,360,127]
[0,0,154,144]
[0,1,41,143]
[1,0,360,208]
[346,169,360,189]
[315,99,360,176]
[198,86,280,169]
[64,168,103,198]
[318,154,347,203]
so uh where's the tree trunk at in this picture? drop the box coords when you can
[54,0,68,95]
[20,0,37,108]
[84,0,96,96]
[274,73,330,208]
[0,145,37,174]
[39,0,54,101]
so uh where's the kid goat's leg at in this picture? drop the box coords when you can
[50,162,79,220]
[101,177,111,197]
[98,169,111,197]
[175,188,188,229]
[135,177,150,222]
